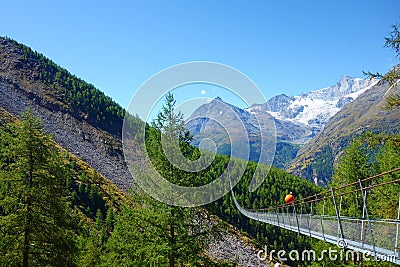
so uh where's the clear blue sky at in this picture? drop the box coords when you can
[1,1,399,111]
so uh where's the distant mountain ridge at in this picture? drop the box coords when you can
[186,76,378,168]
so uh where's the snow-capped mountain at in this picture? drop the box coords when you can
[247,76,379,134]
[186,76,379,168]
[289,77,400,184]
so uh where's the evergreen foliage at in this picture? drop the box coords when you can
[330,132,400,219]
[0,109,77,266]
[102,191,221,266]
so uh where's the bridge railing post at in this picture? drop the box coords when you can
[264,207,267,222]
[308,200,313,237]
[300,203,304,229]
[395,193,400,258]
[287,205,292,231]
[275,206,280,227]
[358,178,377,260]
[339,195,343,236]
[264,209,266,221]
[320,199,326,241]
[360,188,366,249]
[331,188,345,242]
[293,202,301,235]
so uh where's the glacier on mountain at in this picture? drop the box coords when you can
[247,76,378,132]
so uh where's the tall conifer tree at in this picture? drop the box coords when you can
[0,110,77,266]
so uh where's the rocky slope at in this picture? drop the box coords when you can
[0,37,135,190]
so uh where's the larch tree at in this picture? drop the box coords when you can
[103,93,219,267]
[0,109,77,266]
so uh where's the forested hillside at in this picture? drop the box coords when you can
[1,37,125,136]
[132,93,325,266]
[0,37,271,266]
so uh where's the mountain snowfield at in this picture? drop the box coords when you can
[247,76,379,139]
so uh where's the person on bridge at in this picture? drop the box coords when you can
[285,192,295,204]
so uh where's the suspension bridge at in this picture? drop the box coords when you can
[232,168,400,264]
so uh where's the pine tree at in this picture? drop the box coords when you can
[150,92,194,187]
[105,207,115,231]
[150,93,211,266]
[104,93,217,266]
[78,238,101,267]
[330,135,374,217]
[331,136,373,186]
[0,109,77,266]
